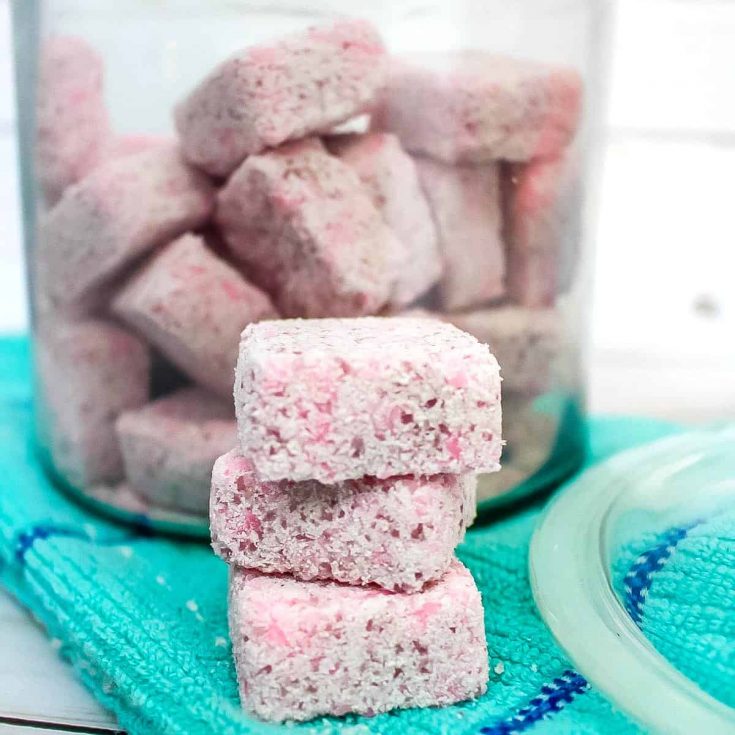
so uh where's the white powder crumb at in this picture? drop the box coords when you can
[155,575,166,586]
[494,661,505,675]
[214,636,228,647]
[78,659,95,676]
[119,546,133,558]
[531,663,539,673]
[130,690,145,708]
[185,600,205,621]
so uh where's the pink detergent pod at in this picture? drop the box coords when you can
[327,132,441,307]
[228,559,488,722]
[235,317,502,483]
[175,19,387,176]
[105,134,173,161]
[415,157,505,311]
[476,393,561,502]
[113,233,277,398]
[216,140,403,318]
[36,36,111,205]
[211,448,476,591]
[38,144,214,308]
[35,320,150,488]
[500,393,561,472]
[374,52,582,164]
[447,306,561,395]
[116,387,236,515]
[503,152,582,307]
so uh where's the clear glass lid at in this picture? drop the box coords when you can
[530,426,735,734]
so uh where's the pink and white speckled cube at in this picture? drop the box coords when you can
[235,317,502,483]
[415,157,505,311]
[374,53,582,164]
[211,448,476,591]
[327,132,441,307]
[105,134,173,161]
[175,19,387,177]
[34,320,150,488]
[503,153,582,307]
[86,481,205,526]
[116,387,236,515]
[447,306,561,395]
[37,36,111,205]
[38,145,214,308]
[113,234,277,398]
[216,140,403,318]
[476,392,561,503]
[229,559,488,722]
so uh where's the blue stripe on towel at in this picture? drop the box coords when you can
[622,525,692,626]
[13,523,140,565]
[479,670,589,734]
[478,523,692,733]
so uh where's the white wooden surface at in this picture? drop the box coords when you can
[0,727,110,735]
[0,590,118,732]
[0,0,734,732]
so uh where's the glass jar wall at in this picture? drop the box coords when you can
[13,0,606,533]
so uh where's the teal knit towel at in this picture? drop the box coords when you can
[614,510,735,711]
[0,336,730,734]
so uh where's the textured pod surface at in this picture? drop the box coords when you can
[235,317,502,483]
[175,19,387,176]
[38,145,215,307]
[216,140,402,318]
[329,132,441,308]
[375,52,582,164]
[503,152,583,307]
[446,306,561,395]
[415,157,505,311]
[36,36,111,205]
[211,448,476,591]
[113,233,277,398]
[117,387,236,515]
[228,559,488,722]
[35,319,150,488]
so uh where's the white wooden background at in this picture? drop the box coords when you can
[1,0,734,732]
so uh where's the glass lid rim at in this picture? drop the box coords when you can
[529,426,735,735]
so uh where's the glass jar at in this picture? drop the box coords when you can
[13,0,608,534]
